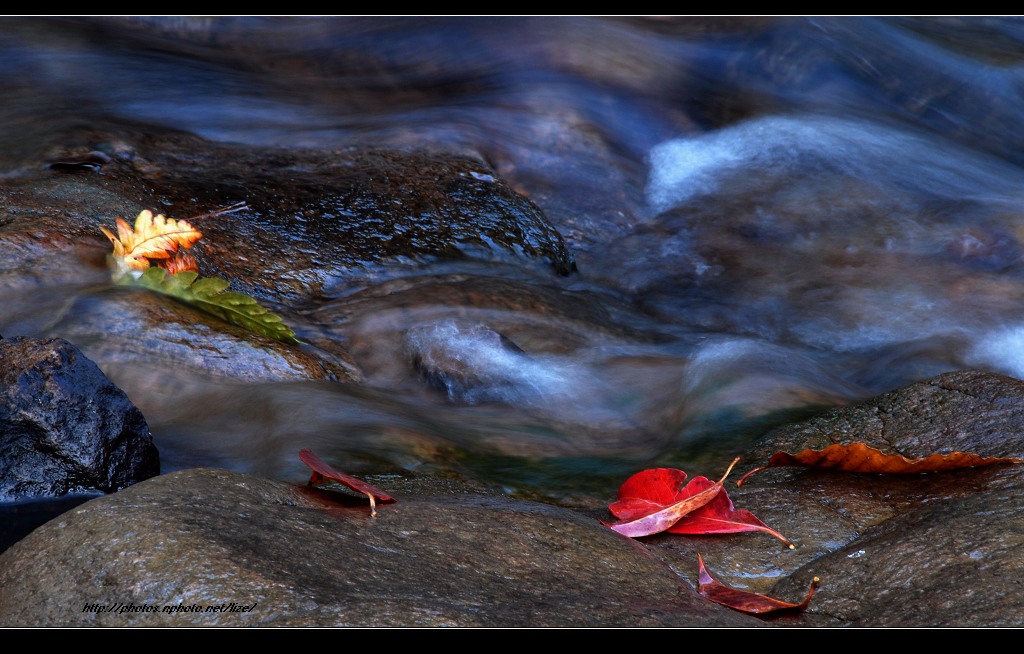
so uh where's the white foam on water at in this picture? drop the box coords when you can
[967,325,1024,380]
[646,115,1024,214]
[680,336,862,416]
[407,321,578,407]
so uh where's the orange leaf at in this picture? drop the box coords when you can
[737,442,1024,486]
[606,458,740,538]
[101,210,203,272]
[298,448,396,516]
[162,251,200,275]
[697,553,818,615]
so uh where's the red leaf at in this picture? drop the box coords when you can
[606,458,740,538]
[298,448,396,516]
[607,462,792,546]
[161,250,200,275]
[668,477,794,548]
[608,467,689,520]
[697,553,818,615]
[736,442,1024,486]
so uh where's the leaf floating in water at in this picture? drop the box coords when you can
[736,442,1024,486]
[697,553,818,616]
[299,448,396,517]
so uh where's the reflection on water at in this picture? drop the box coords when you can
[4,17,1024,501]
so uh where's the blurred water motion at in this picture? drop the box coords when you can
[4,17,1024,501]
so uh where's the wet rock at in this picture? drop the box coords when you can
[628,370,1024,627]
[752,370,1024,626]
[747,369,1024,462]
[769,464,1024,627]
[45,150,112,172]
[0,336,158,501]
[0,468,758,627]
[139,143,578,299]
[0,128,576,385]
[6,134,577,300]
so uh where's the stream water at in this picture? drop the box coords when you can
[4,17,1024,507]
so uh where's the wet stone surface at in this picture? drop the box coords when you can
[0,130,577,386]
[0,336,158,501]
[0,468,758,628]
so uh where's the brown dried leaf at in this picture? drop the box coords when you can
[737,441,1024,486]
[162,251,200,275]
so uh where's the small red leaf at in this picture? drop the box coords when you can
[697,554,818,615]
[299,448,396,516]
[607,458,740,538]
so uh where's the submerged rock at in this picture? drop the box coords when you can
[0,336,158,501]
[0,468,757,627]
[49,286,358,386]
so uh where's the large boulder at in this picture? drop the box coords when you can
[0,468,757,627]
[5,371,1024,627]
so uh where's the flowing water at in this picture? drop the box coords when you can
[4,17,1024,506]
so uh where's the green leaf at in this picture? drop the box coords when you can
[129,268,302,345]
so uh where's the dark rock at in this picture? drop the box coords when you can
[0,336,158,501]
[0,468,759,627]
[2,132,577,302]
[139,144,578,300]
